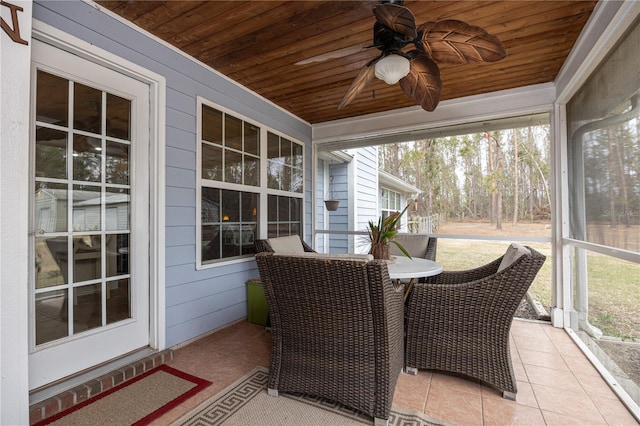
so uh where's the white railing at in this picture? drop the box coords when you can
[406,214,441,234]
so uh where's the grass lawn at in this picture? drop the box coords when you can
[585,252,640,340]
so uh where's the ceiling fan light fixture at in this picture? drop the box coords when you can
[374,54,410,85]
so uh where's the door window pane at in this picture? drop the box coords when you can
[36,127,67,179]
[35,182,68,232]
[73,185,101,231]
[106,141,129,185]
[106,93,130,140]
[36,236,68,288]
[73,284,102,333]
[73,83,102,134]
[73,135,102,182]
[106,234,129,277]
[107,279,130,324]
[35,290,68,345]
[105,188,130,231]
[36,71,68,126]
[73,235,102,283]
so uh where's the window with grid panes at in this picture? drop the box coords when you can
[199,102,304,265]
[381,188,401,220]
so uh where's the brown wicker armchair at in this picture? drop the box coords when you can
[255,252,404,425]
[404,244,546,399]
[254,235,315,253]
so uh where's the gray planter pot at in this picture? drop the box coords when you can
[324,200,340,211]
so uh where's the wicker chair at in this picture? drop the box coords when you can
[404,245,546,399]
[389,234,437,261]
[254,235,315,253]
[255,252,404,426]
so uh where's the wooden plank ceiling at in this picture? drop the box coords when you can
[97,1,597,124]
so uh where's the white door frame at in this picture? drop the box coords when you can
[1,1,33,423]
[30,19,166,379]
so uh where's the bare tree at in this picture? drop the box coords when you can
[513,129,519,226]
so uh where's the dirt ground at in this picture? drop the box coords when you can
[437,219,551,238]
[437,219,640,252]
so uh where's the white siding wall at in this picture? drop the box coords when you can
[350,147,378,254]
[32,1,312,347]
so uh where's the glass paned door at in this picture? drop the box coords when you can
[29,40,150,389]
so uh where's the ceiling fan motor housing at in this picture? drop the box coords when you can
[373,22,412,57]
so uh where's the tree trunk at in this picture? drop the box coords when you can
[487,131,496,225]
[608,128,617,229]
[513,129,519,226]
[496,190,503,230]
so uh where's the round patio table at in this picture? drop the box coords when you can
[386,257,443,301]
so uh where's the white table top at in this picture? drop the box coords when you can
[386,256,443,280]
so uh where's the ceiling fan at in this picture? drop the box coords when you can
[299,1,507,112]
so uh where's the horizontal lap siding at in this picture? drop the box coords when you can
[34,1,311,347]
[353,147,379,247]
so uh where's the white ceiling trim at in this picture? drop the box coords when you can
[379,171,421,195]
[312,83,555,146]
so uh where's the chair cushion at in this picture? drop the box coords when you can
[497,243,531,272]
[267,235,305,253]
[272,252,373,263]
[390,234,429,258]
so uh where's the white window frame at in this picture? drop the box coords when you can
[196,97,305,269]
[380,187,402,218]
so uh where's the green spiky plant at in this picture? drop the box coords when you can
[367,203,412,260]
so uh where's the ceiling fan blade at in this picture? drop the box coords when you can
[418,20,506,64]
[399,53,442,112]
[295,45,370,65]
[338,63,377,110]
[373,3,417,39]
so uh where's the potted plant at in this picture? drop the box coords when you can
[367,204,412,260]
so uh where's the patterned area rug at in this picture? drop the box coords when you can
[34,365,211,426]
[174,367,448,426]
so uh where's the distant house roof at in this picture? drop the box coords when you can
[378,170,422,195]
[36,188,130,205]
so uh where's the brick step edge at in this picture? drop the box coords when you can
[29,349,174,425]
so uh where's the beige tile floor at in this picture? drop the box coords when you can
[153,319,638,425]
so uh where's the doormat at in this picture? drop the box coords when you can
[34,365,212,426]
[173,366,450,426]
